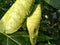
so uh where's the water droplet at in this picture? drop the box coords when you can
[45,15,48,19]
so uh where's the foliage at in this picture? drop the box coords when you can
[0,0,60,45]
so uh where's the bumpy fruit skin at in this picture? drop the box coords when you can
[1,0,35,34]
[27,4,41,45]
[0,20,5,33]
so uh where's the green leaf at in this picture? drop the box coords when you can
[37,43,55,45]
[38,35,52,41]
[44,0,60,9]
[0,31,31,45]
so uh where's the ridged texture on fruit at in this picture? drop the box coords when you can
[1,0,35,34]
[0,20,5,33]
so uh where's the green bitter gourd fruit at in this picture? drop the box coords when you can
[1,0,35,34]
[0,20,4,33]
[27,4,41,45]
